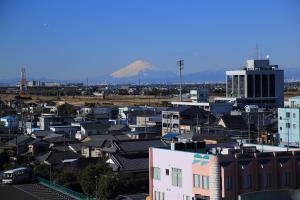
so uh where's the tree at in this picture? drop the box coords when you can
[34,164,50,179]
[57,103,76,116]
[56,170,82,192]
[79,160,111,197]
[97,171,119,200]
[0,152,9,170]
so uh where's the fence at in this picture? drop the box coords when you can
[37,176,94,200]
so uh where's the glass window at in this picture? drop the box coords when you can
[286,123,290,129]
[286,112,290,118]
[293,113,296,118]
[243,175,252,189]
[293,124,296,129]
[225,176,232,190]
[172,168,182,187]
[166,169,169,176]
[193,174,200,188]
[162,192,165,200]
[266,174,272,187]
[153,167,161,180]
[186,196,190,200]
[202,175,209,189]
[154,191,157,200]
[283,172,290,186]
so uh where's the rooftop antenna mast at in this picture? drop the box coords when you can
[177,59,184,102]
[256,44,259,59]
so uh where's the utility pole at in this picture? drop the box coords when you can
[95,176,98,200]
[177,60,184,102]
[248,112,251,143]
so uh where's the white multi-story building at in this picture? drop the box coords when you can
[225,58,284,108]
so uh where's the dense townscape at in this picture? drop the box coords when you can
[1,58,300,200]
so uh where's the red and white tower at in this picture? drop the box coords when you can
[19,67,27,95]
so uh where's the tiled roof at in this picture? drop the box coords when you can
[219,114,247,130]
[110,153,149,172]
[115,139,167,153]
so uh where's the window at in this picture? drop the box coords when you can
[162,192,165,200]
[166,169,169,176]
[193,174,200,188]
[279,116,282,120]
[172,168,182,187]
[293,124,296,129]
[283,172,290,186]
[225,176,233,190]
[286,112,290,118]
[173,115,179,120]
[293,113,296,118]
[186,196,190,200]
[286,123,290,129]
[280,127,282,130]
[202,176,209,189]
[265,174,272,187]
[243,175,252,189]
[153,167,160,180]
[163,114,170,119]
[154,191,157,200]
[172,124,179,128]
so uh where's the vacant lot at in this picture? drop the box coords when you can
[0,94,179,107]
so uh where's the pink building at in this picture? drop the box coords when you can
[149,142,300,200]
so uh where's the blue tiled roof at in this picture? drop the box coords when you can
[1,116,16,120]
[162,132,179,140]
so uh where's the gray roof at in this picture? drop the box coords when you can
[110,153,148,172]
[219,114,247,130]
[82,139,106,148]
[82,124,109,131]
[115,139,167,153]
[41,150,83,165]
[32,130,55,138]
[7,135,34,145]
[108,125,129,132]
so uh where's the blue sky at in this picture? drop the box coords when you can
[0,0,299,80]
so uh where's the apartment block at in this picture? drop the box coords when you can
[278,96,300,147]
[149,142,300,200]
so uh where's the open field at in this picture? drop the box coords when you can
[1,91,300,107]
[0,94,180,107]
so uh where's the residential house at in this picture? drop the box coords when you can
[162,106,214,135]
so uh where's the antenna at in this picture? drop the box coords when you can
[256,44,259,59]
[177,59,184,102]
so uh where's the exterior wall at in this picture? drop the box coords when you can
[150,147,300,200]
[226,66,284,108]
[278,108,300,147]
[150,148,195,200]
[192,153,221,200]
[162,111,180,135]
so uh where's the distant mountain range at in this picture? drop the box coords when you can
[1,62,300,85]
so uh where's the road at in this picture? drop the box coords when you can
[0,184,75,200]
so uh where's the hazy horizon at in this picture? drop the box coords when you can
[0,0,300,80]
